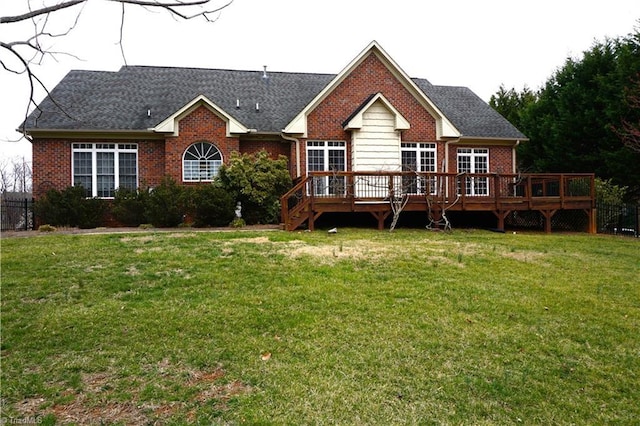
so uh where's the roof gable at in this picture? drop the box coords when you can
[343,93,410,131]
[153,95,249,136]
[283,41,459,138]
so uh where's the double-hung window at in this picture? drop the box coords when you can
[307,141,346,196]
[401,143,437,195]
[72,143,138,198]
[457,148,489,196]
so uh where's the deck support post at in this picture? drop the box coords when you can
[309,211,325,232]
[492,210,512,232]
[540,209,557,233]
[586,208,597,234]
[370,211,391,230]
[308,209,315,231]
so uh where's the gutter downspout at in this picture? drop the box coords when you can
[281,133,301,177]
[513,140,520,173]
[444,137,461,173]
[443,137,460,201]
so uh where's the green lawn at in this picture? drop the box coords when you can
[1,229,639,424]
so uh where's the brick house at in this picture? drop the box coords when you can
[22,41,595,231]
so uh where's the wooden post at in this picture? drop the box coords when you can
[540,209,557,233]
[348,173,355,211]
[587,208,597,234]
[559,174,565,208]
[369,211,390,230]
[493,210,511,232]
[493,174,500,209]
[309,176,315,231]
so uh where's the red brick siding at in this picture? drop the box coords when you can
[302,52,438,176]
[490,146,514,174]
[32,138,167,198]
[138,140,165,188]
[446,145,515,174]
[240,140,290,159]
[164,106,239,183]
[32,139,71,199]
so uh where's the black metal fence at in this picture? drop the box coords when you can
[1,197,34,231]
[597,201,639,237]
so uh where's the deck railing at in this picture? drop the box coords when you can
[281,172,595,229]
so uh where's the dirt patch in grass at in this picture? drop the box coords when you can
[226,236,271,245]
[120,235,156,244]
[279,239,388,263]
[501,250,547,263]
[12,364,251,424]
[51,400,148,426]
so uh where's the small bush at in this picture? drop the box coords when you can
[38,224,56,232]
[112,187,147,226]
[217,150,292,224]
[595,177,628,204]
[189,184,236,227]
[144,177,186,227]
[229,217,246,228]
[77,197,108,229]
[34,186,107,228]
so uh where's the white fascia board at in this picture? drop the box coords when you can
[153,95,249,137]
[344,93,410,131]
[456,136,528,144]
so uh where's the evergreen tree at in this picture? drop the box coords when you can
[490,27,640,200]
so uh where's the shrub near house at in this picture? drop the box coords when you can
[36,150,290,228]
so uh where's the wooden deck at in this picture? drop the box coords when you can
[281,172,596,233]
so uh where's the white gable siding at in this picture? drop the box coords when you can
[352,100,401,171]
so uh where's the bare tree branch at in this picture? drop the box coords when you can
[0,0,85,24]
[111,0,233,20]
[1,0,233,137]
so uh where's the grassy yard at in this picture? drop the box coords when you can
[1,228,638,424]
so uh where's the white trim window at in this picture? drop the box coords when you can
[401,142,437,194]
[183,142,222,182]
[457,148,489,196]
[72,143,138,198]
[307,141,346,196]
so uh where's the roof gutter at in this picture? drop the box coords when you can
[23,129,164,140]
[454,135,529,143]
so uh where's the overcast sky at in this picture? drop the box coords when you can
[1,0,639,164]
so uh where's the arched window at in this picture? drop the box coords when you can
[183,142,222,182]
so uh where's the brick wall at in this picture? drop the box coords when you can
[446,144,514,174]
[138,140,165,188]
[32,138,168,199]
[240,139,290,159]
[490,146,515,174]
[32,139,71,199]
[31,105,294,200]
[164,105,239,183]
[302,52,438,175]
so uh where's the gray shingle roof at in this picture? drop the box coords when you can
[413,79,527,139]
[24,66,526,139]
